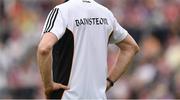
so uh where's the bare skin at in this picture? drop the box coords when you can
[106,34,139,90]
[37,0,66,98]
[37,32,69,98]
[37,32,139,97]
[37,0,139,98]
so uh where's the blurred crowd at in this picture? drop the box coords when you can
[0,0,179,99]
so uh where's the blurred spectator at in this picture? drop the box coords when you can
[7,57,40,99]
[0,0,179,99]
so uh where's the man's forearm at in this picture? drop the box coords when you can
[108,48,138,82]
[108,34,139,84]
[37,33,69,98]
[37,50,53,89]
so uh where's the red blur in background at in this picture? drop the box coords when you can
[0,0,179,99]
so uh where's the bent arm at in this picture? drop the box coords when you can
[108,34,139,84]
[37,32,58,89]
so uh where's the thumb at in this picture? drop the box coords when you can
[54,83,70,90]
[59,84,70,90]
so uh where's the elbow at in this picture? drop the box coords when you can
[37,44,52,56]
[117,35,140,55]
[133,43,140,54]
[122,43,140,55]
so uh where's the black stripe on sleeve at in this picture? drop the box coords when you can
[46,8,59,32]
[44,9,56,33]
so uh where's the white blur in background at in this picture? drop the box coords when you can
[0,0,180,99]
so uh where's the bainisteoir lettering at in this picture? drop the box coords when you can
[75,18,109,26]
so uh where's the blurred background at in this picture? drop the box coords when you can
[0,0,179,99]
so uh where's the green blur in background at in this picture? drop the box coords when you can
[0,0,180,99]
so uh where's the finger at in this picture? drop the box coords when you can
[54,83,70,90]
[59,84,70,90]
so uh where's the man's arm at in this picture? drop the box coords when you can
[37,32,69,98]
[107,34,139,90]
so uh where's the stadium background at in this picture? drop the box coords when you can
[0,0,179,99]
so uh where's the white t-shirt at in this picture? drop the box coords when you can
[42,0,128,99]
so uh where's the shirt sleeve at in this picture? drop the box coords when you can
[41,8,66,40]
[109,15,128,44]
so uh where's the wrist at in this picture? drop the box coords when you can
[44,81,54,90]
[44,82,54,95]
